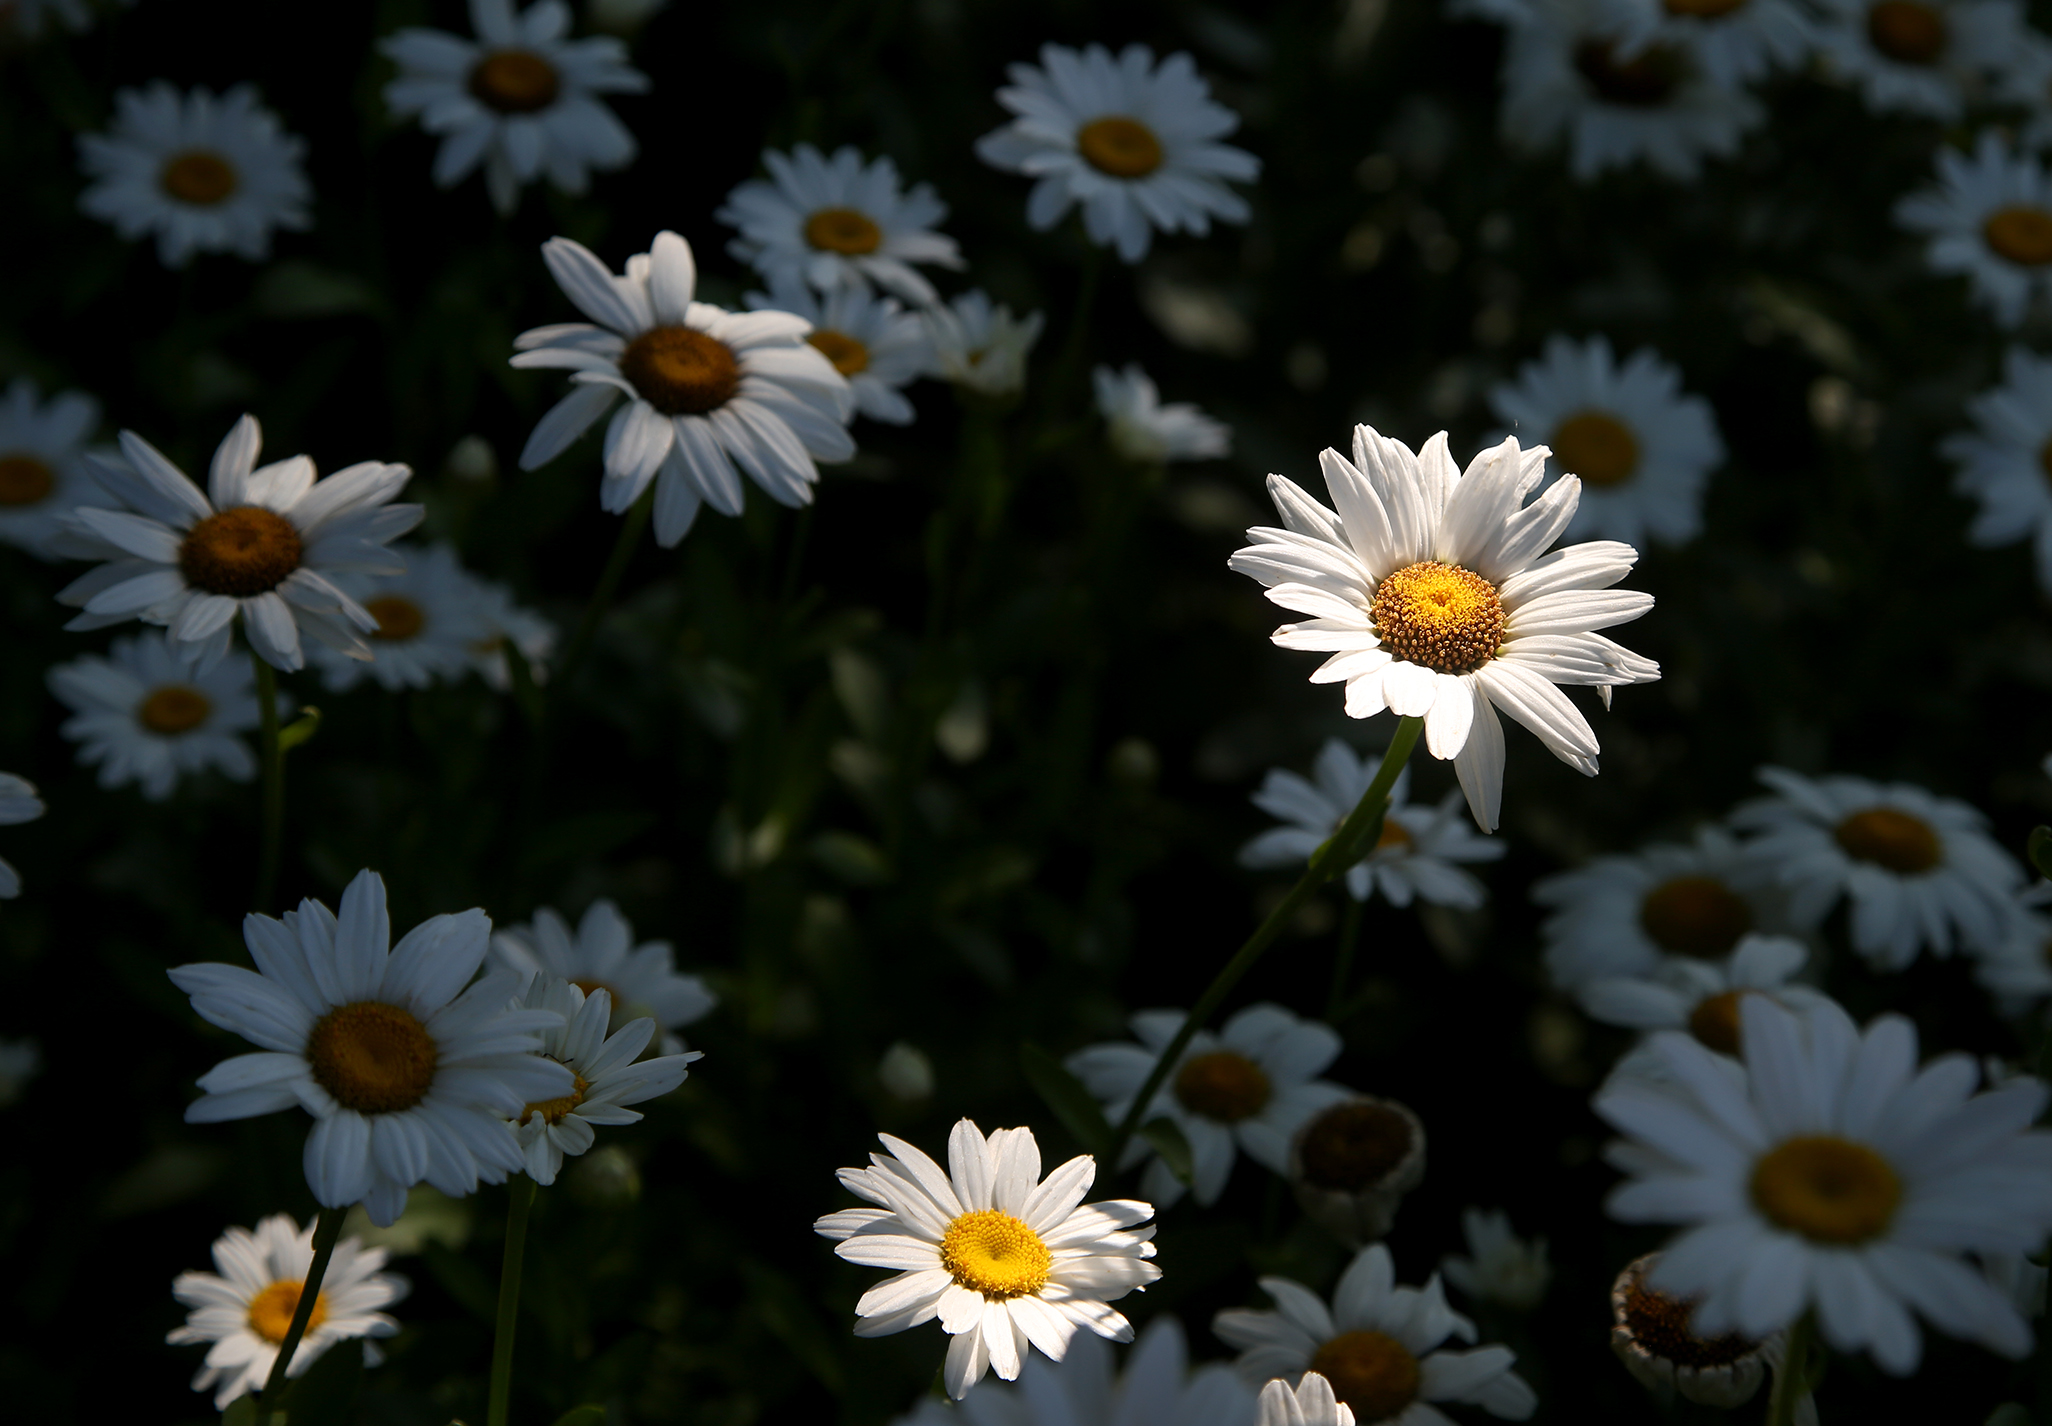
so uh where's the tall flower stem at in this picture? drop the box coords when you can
[1325,894,1366,1019]
[251,651,283,914]
[486,1173,538,1426]
[250,1204,346,1426]
[551,485,654,698]
[1108,716,1424,1162]
[1766,1310,1816,1426]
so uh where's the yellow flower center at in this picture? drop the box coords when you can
[523,1070,591,1126]
[619,326,742,416]
[178,507,304,598]
[1296,1100,1415,1191]
[1572,41,1683,107]
[246,1279,327,1345]
[1369,561,1505,675]
[468,49,562,114]
[306,1001,439,1114]
[1619,1270,1754,1367]
[1833,807,1941,874]
[803,207,884,256]
[1866,1,1947,64]
[1309,1331,1421,1423]
[1751,1136,1901,1244]
[1983,207,2052,267]
[366,595,426,642]
[1664,0,1750,14]
[1686,989,1752,1055]
[1550,409,1641,488]
[160,150,239,206]
[938,1209,1052,1299]
[1374,817,1412,852]
[1638,875,1753,959]
[138,684,213,735]
[0,453,55,507]
[808,328,871,376]
[1076,116,1165,179]
[1174,1049,1272,1122]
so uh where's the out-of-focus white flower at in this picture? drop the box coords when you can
[0,1037,40,1108]
[467,576,556,690]
[1579,933,1831,1058]
[1811,0,2027,119]
[311,542,495,693]
[924,291,1045,398]
[491,898,715,1055]
[49,630,271,799]
[1441,1208,1550,1311]
[1093,364,1230,463]
[877,1041,935,1101]
[1941,346,2052,594]
[748,274,932,426]
[0,772,46,899]
[1288,1095,1427,1246]
[1898,133,2052,329]
[0,378,104,560]
[1597,0,1814,86]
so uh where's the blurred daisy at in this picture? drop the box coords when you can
[1608,1253,1778,1410]
[1067,1003,1352,1208]
[0,378,103,559]
[975,43,1260,264]
[1487,335,1723,546]
[925,290,1046,399]
[1965,893,2052,1011]
[468,576,556,690]
[718,144,964,306]
[48,630,270,799]
[56,414,421,674]
[814,1119,1160,1398]
[491,898,715,1054]
[1730,766,2023,971]
[168,868,574,1225]
[167,1213,406,1409]
[1897,133,2052,328]
[1289,1095,1427,1246]
[512,231,854,547]
[1094,364,1231,463]
[1812,0,2025,118]
[2,0,92,38]
[1228,424,1660,833]
[1258,1374,1354,1426]
[1579,933,1830,1056]
[1941,346,2052,593]
[1440,1209,1550,1311]
[311,543,494,693]
[1213,1244,1538,1425]
[381,0,647,214]
[747,274,931,427]
[1596,995,2052,1373]
[0,1037,40,1108]
[1598,0,1814,86]
[1240,738,1505,909]
[78,83,309,268]
[0,772,43,899]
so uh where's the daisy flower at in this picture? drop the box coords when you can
[0,772,44,899]
[975,43,1260,264]
[0,377,103,559]
[1963,886,2052,1010]
[3,0,93,38]
[746,273,931,427]
[814,1119,1160,1398]
[1811,0,2026,119]
[490,898,715,1054]
[1580,933,1831,1060]
[1213,1244,1538,1426]
[1440,1209,1550,1311]
[168,868,575,1225]
[78,83,309,268]
[1598,0,1814,86]
[718,144,964,306]
[1942,346,2052,593]
[468,575,556,690]
[924,290,1046,399]
[511,231,854,547]
[167,1213,406,1409]
[380,0,648,214]
[55,414,421,674]
[1068,1003,1353,1208]
[1595,995,2052,1372]
[1897,133,2052,328]
[1289,1095,1427,1246]
[1487,334,1723,546]
[1240,738,1505,909]
[1729,766,2023,971]
[310,542,495,693]
[1608,1253,1780,1410]
[1258,1374,1355,1426]
[48,630,271,799]
[1227,423,1660,833]
[1094,364,1231,463]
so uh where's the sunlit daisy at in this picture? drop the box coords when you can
[168,868,574,1224]
[48,630,270,799]
[1213,1244,1538,1426]
[0,772,44,899]
[814,1119,1160,1398]
[924,290,1046,399]
[0,378,103,559]
[1240,738,1505,909]
[1812,0,2026,118]
[311,542,495,693]
[467,575,556,690]
[719,144,964,306]
[167,1213,406,1409]
[490,898,715,1055]
[1599,0,1815,86]
[975,43,1260,263]
[1440,1209,1550,1311]
[1258,1373,1355,1426]
[78,83,309,268]
[1940,345,2052,591]
[1897,133,2052,328]
[512,230,855,547]
[1228,423,1660,833]
[381,0,648,214]
[1094,364,1231,463]
[1289,1095,1427,1246]
[1580,933,1830,1062]
[1608,1253,1780,1409]
[746,273,931,427]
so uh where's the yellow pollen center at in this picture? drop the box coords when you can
[1664,0,1750,13]
[523,1070,591,1126]
[306,1001,438,1114]
[1174,1050,1272,1121]
[0,453,55,507]
[939,1210,1052,1299]
[1297,1100,1414,1191]
[1076,116,1165,178]
[1867,1,1947,64]
[468,49,561,113]
[1369,561,1505,674]
[366,595,426,642]
[1374,817,1413,852]
[808,328,871,376]
[1638,875,1753,959]
[1309,1331,1421,1422]
[1833,807,1941,874]
[1551,409,1641,488]
[1751,1136,1901,1244]
[160,150,239,206]
[1984,207,2052,267]
[1619,1273,1754,1367]
[1686,989,1752,1055]
[247,1280,327,1345]
[138,684,212,735]
[1572,41,1683,107]
[619,325,742,416]
[178,507,304,598]
[803,207,884,256]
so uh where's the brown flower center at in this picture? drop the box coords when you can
[619,326,742,416]
[1751,1136,1901,1244]
[1867,1,1947,64]
[468,49,561,114]
[1983,207,2052,267]
[366,595,426,642]
[1297,1100,1414,1191]
[803,207,883,256]
[808,329,871,377]
[1573,41,1683,107]
[246,1280,328,1345]
[1309,1331,1421,1423]
[1833,807,1941,874]
[1551,410,1641,488]
[306,1001,439,1114]
[1619,1273,1755,1368]
[1638,875,1753,959]
[1686,989,1752,1055]
[1369,561,1505,674]
[0,453,55,507]
[939,1209,1052,1298]
[160,150,239,206]
[138,685,212,735]
[1664,0,1750,14]
[1077,116,1165,178]
[178,507,304,598]
[523,1070,591,1126]
[1174,1050,1272,1121]
[1375,817,1413,852]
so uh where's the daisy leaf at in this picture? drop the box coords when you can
[1021,1041,1112,1157]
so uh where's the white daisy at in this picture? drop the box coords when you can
[813,1119,1160,1398]
[78,83,309,268]
[47,629,269,799]
[746,273,931,427]
[490,898,715,1055]
[1811,0,2026,119]
[1942,346,2052,593]
[1440,1209,1550,1312]
[511,230,855,547]
[924,290,1046,399]
[0,377,103,559]
[1965,893,2052,1011]
[0,772,44,899]
[1094,364,1231,464]
[1258,1374,1355,1426]
[1994,29,2052,149]
[1213,1244,1538,1426]
[1487,334,1723,546]
[310,542,495,693]
[380,0,648,214]
[1598,0,1815,86]
[1580,933,1831,1060]
[1239,738,1505,909]
[975,43,1260,264]
[1608,1253,1779,1410]
[55,414,421,674]
[467,575,556,690]
[1595,994,2052,1372]
[1729,766,2024,971]
[3,0,93,39]
[1227,423,1661,834]
[167,1213,407,1409]
[0,1036,40,1108]
[167,868,575,1225]
[1897,132,2052,328]
[718,144,965,306]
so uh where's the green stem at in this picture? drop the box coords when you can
[1048,238,1104,413]
[1326,894,1365,1020]
[252,651,283,914]
[487,1173,538,1426]
[1766,1309,1816,1426]
[251,1205,346,1426]
[1108,717,1423,1162]
[551,485,654,696]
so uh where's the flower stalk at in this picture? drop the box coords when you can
[250,1203,347,1426]
[1765,1310,1816,1426]
[486,1172,539,1426]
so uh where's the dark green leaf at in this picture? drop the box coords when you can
[422,1239,498,1322]
[221,1396,258,1426]
[281,1337,364,1426]
[1020,1042,1112,1157]
[551,1408,608,1426]
[1139,1116,1194,1186]
[278,706,322,753]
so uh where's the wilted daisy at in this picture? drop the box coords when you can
[380,0,647,214]
[1812,0,2026,118]
[167,1213,406,1409]
[467,575,556,690]
[1240,738,1504,909]
[1094,364,1231,463]
[1730,766,2023,971]
[1941,345,2052,592]
[512,231,854,546]
[1213,1244,1538,1425]
[56,414,421,673]
[77,83,309,268]
[0,378,103,559]
[1228,423,1660,833]
[311,543,495,693]
[1289,1095,1428,1246]
[814,1119,1160,1398]
[975,43,1260,263]
[747,274,931,426]
[718,144,964,306]
[1440,1209,1550,1311]
[1487,335,1723,546]
[1580,933,1831,1061]
[48,630,270,799]
[490,898,715,1054]
[1608,1253,1778,1410]
[168,868,574,1224]
[1897,133,2052,328]
[1596,995,2052,1372]
[1257,1374,1354,1426]
[925,290,1046,399]
[0,772,44,899]
[1600,0,1814,86]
